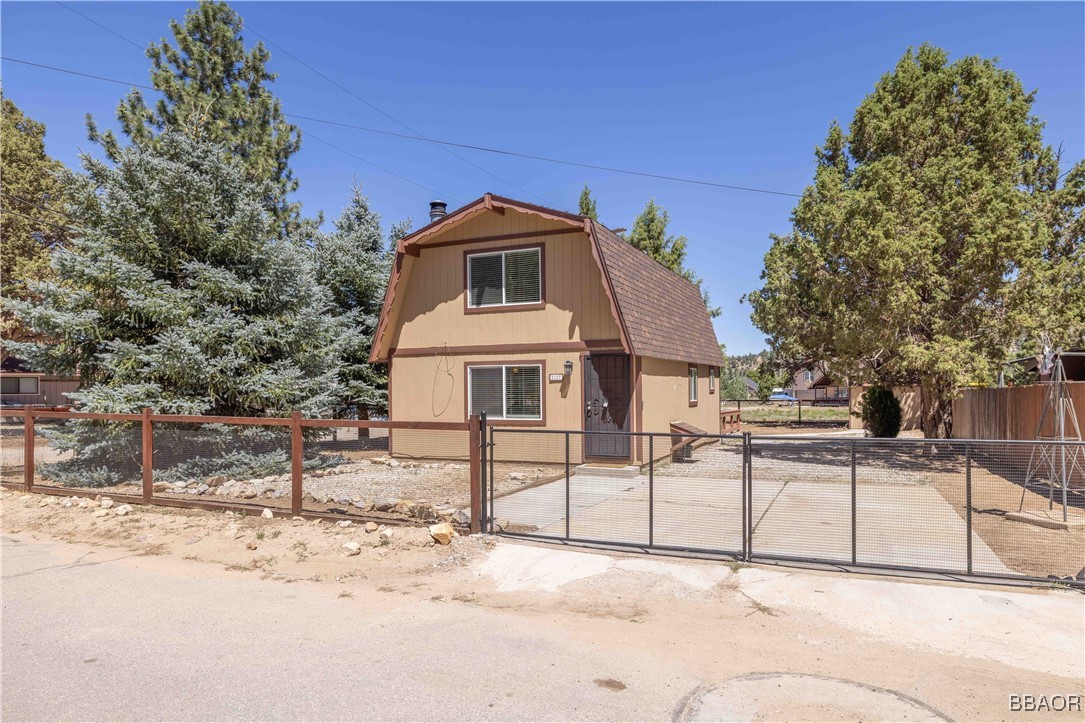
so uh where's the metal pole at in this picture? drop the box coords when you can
[966,443,973,575]
[23,406,34,492]
[798,400,802,424]
[565,431,571,541]
[469,414,481,534]
[851,439,857,566]
[648,434,654,547]
[745,432,753,560]
[741,433,748,560]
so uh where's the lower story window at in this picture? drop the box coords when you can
[1,376,40,395]
[468,364,542,420]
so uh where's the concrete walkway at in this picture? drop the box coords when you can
[494,472,1011,574]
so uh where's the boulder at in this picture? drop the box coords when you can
[341,541,362,557]
[336,520,352,528]
[392,500,415,516]
[205,475,226,487]
[364,522,379,533]
[100,498,115,509]
[429,523,456,546]
[452,509,471,526]
[239,489,257,500]
[93,509,110,518]
[373,498,396,512]
[152,482,170,493]
[379,528,395,543]
[261,508,274,519]
[113,504,133,516]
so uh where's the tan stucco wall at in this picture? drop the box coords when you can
[637,357,722,436]
[390,351,588,463]
[848,385,922,431]
[389,213,620,352]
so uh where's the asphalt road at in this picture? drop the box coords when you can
[2,537,692,721]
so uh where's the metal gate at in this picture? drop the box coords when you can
[478,419,1085,585]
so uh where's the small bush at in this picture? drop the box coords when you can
[860,386,902,438]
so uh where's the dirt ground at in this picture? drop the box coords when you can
[3,489,1083,722]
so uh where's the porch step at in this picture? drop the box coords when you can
[573,464,642,479]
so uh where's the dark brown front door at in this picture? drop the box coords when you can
[583,354,631,458]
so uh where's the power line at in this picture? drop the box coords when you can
[305,132,462,204]
[2,207,75,235]
[55,1,144,50]
[2,54,805,200]
[1,191,81,224]
[243,23,556,207]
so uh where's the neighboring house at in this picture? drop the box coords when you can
[0,356,79,408]
[791,365,849,403]
[369,193,724,463]
[739,376,759,398]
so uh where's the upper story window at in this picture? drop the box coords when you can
[1,376,40,395]
[709,366,717,394]
[803,370,814,382]
[467,247,542,309]
[688,365,699,404]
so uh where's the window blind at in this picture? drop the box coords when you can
[505,366,542,418]
[469,367,504,417]
[504,249,541,304]
[468,254,503,307]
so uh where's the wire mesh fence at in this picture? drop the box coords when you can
[33,417,143,496]
[0,412,27,487]
[487,428,1085,582]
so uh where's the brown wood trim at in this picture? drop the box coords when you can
[463,243,546,315]
[369,248,406,362]
[635,355,643,462]
[464,359,546,426]
[391,339,623,358]
[387,356,394,456]
[586,221,633,356]
[32,410,143,421]
[688,364,699,407]
[418,227,582,252]
[148,413,293,426]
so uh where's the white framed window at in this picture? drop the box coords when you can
[468,364,543,420]
[688,366,698,404]
[709,366,717,393]
[803,370,814,382]
[1,376,40,395]
[467,247,542,308]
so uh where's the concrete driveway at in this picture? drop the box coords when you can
[494,472,1011,575]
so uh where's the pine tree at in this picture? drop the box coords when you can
[746,45,1082,437]
[625,199,720,317]
[87,0,302,236]
[0,92,70,351]
[578,184,598,220]
[5,133,346,485]
[313,183,409,420]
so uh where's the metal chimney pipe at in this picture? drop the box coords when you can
[429,201,447,222]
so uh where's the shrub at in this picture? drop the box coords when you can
[860,386,902,438]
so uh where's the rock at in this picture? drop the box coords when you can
[373,498,396,512]
[392,500,415,516]
[38,497,54,507]
[508,472,528,481]
[93,509,110,518]
[114,504,133,516]
[195,484,210,495]
[429,523,456,545]
[364,522,379,533]
[206,475,226,487]
[452,509,471,526]
[379,528,395,543]
[387,459,401,468]
[100,498,115,509]
[239,489,257,499]
[336,520,352,528]
[246,541,258,551]
[336,496,352,505]
[152,482,170,493]
[352,499,374,512]
[341,541,362,556]
[261,508,274,519]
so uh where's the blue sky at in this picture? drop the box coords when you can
[2,2,1083,354]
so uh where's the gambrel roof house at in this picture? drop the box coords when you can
[371,193,724,463]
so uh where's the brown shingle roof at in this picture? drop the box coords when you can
[590,222,724,368]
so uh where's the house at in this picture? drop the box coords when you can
[369,194,724,463]
[0,356,79,408]
[739,375,759,398]
[791,365,849,404]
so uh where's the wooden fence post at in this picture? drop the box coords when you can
[23,406,34,492]
[291,410,303,516]
[468,414,481,534]
[141,407,153,503]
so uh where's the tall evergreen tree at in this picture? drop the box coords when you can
[625,199,720,316]
[87,0,302,236]
[0,92,70,351]
[6,132,344,417]
[578,184,598,220]
[313,183,409,419]
[746,45,1082,437]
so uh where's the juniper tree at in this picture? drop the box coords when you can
[5,133,345,484]
[313,183,409,420]
[87,0,302,236]
[0,92,70,349]
[746,45,1083,437]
